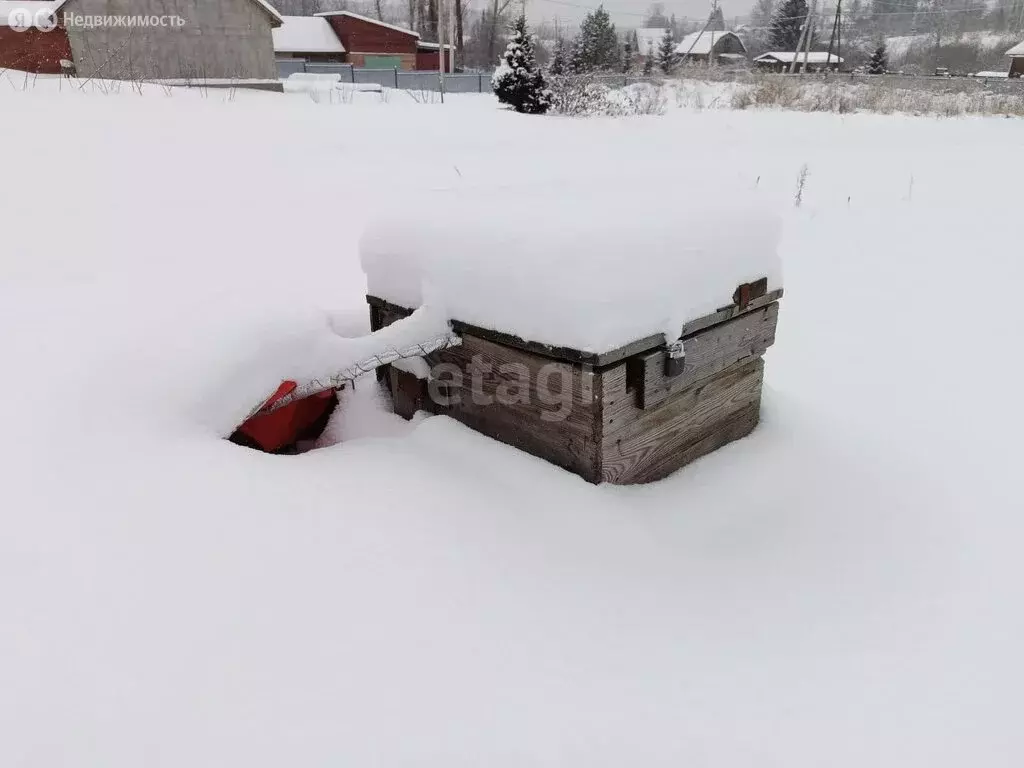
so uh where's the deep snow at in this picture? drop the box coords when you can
[1,79,1023,767]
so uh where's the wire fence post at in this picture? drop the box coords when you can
[394,67,399,88]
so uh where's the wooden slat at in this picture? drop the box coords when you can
[389,367,426,420]
[366,291,781,370]
[636,302,779,409]
[601,358,764,485]
[426,333,603,482]
[679,288,783,339]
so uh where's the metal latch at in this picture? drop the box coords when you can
[665,339,685,377]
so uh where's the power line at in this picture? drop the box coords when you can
[534,0,998,24]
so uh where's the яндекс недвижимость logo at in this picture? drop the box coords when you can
[6,8,186,31]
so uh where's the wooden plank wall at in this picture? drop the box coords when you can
[368,295,778,485]
[428,335,603,482]
[599,358,764,485]
[632,302,779,409]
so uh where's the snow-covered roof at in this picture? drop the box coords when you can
[1006,40,1024,56]
[273,16,345,54]
[675,31,745,56]
[635,28,667,56]
[315,10,420,39]
[0,0,283,26]
[755,51,844,64]
[251,0,285,25]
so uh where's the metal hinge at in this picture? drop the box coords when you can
[733,277,768,311]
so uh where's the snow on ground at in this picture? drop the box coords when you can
[2,78,1024,766]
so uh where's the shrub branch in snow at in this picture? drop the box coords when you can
[492,15,552,115]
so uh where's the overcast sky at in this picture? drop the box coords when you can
[528,0,756,28]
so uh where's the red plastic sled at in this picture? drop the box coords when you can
[230,381,338,453]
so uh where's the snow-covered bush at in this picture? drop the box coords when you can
[723,74,1024,117]
[548,77,667,117]
[614,82,668,115]
[547,74,612,116]
[492,15,551,114]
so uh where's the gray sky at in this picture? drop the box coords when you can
[528,0,756,28]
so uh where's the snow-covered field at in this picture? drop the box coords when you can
[3,80,1023,766]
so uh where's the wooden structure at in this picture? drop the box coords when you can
[274,11,453,71]
[0,10,73,75]
[675,31,748,66]
[273,16,348,64]
[368,280,781,485]
[414,41,455,72]
[1007,40,1024,78]
[316,11,420,70]
[753,52,843,73]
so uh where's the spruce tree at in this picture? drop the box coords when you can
[562,35,582,73]
[768,0,809,50]
[577,5,619,70]
[657,27,677,73]
[622,37,633,73]
[868,42,887,74]
[549,38,566,75]
[643,49,654,75]
[707,6,726,31]
[491,15,552,114]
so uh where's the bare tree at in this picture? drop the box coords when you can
[486,0,513,63]
[455,0,465,67]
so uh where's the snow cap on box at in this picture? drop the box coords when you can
[360,184,782,354]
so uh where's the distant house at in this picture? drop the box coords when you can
[1006,40,1024,78]
[753,52,843,73]
[675,31,747,65]
[273,16,346,63]
[0,0,282,85]
[313,11,452,71]
[0,2,72,74]
[635,28,668,59]
[69,0,281,83]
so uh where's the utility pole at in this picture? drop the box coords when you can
[679,13,714,68]
[438,0,446,102]
[788,5,811,74]
[836,1,842,70]
[800,0,816,74]
[825,0,841,73]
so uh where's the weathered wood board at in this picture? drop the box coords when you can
[368,289,779,485]
[600,358,764,484]
[631,302,779,410]
[427,334,603,481]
